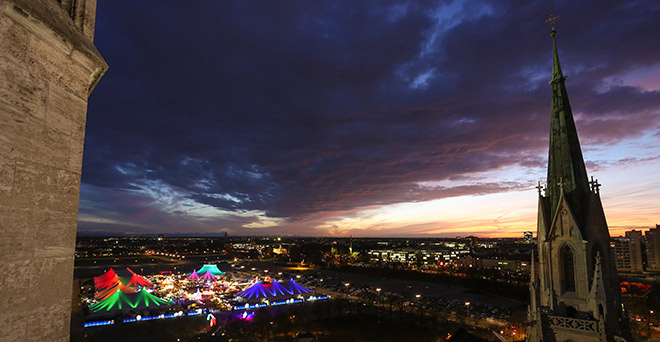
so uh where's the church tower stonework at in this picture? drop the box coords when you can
[525,23,631,342]
[0,0,106,341]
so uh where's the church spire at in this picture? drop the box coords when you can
[550,25,563,81]
[545,24,590,220]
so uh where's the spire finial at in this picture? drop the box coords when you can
[546,8,560,36]
[535,181,544,195]
[547,8,564,81]
[589,176,602,194]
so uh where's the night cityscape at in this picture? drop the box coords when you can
[1,1,660,342]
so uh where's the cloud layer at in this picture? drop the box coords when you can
[80,0,660,236]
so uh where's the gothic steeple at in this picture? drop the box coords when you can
[528,13,631,342]
[546,28,590,222]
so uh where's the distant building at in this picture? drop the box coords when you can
[524,231,534,243]
[611,235,643,273]
[367,246,468,267]
[457,254,530,273]
[646,225,660,270]
[626,230,644,272]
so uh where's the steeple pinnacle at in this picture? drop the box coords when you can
[551,30,564,82]
[545,15,591,222]
[547,10,564,81]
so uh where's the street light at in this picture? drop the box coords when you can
[415,294,421,299]
[465,302,470,316]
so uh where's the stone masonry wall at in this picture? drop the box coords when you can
[0,1,106,341]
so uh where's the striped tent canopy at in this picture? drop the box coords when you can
[125,273,153,288]
[95,281,137,301]
[200,270,217,280]
[94,268,153,295]
[236,281,270,299]
[286,279,314,294]
[196,264,224,276]
[94,269,120,290]
[89,290,171,312]
[236,279,313,300]
[269,280,294,296]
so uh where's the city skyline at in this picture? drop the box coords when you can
[80,1,660,238]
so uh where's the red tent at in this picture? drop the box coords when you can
[94,269,120,290]
[125,273,153,288]
[95,282,137,300]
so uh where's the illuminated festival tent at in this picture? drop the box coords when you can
[236,280,314,300]
[284,279,314,295]
[189,289,202,301]
[125,273,153,289]
[95,282,137,301]
[200,270,217,280]
[89,289,172,313]
[268,280,294,296]
[94,269,120,290]
[235,281,271,299]
[187,271,200,279]
[195,264,224,276]
[93,268,153,300]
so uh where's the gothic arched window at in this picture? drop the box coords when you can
[562,245,576,292]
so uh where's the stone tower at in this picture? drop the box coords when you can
[0,0,106,341]
[525,27,631,342]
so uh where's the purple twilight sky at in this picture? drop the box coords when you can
[79,1,660,237]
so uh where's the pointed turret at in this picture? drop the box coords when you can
[528,250,539,315]
[589,252,606,302]
[546,28,590,224]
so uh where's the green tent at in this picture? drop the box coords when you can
[89,290,172,312]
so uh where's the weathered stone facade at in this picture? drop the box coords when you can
[0,0,106,341]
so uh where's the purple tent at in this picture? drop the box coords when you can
[236,279,313,300]
[269,280,294,296]
[187,271,200,279]
[236,281,270,299]
[285,279,314,294]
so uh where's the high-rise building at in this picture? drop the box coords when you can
[525,24,630,341]
[646,225,660,270]
[0,1,106,340]
[626,230,644,273]
[612,231,644,273]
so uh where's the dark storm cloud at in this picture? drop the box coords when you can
[81,0,660,233]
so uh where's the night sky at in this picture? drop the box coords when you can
[79,1,660,237]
